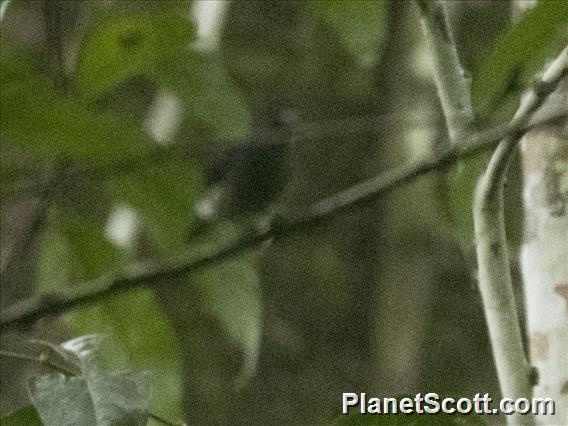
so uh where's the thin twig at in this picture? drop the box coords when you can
[0,188,50,277]
[473,48,567,426]
[0,112,565,331]
[415,0,475,146]
[0,349,77,376]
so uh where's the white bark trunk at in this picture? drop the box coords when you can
[521,78,568,425]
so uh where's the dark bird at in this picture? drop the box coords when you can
[195,113,295,221]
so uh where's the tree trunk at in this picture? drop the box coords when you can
[520,77,568,424]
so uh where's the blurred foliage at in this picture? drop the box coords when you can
[75,11,194,101]
[1,0,565,424]
[471,0,568,122]
[193,239,261,385]
[107,159,203,254]
[1,406,42,426]
[444,152,490,254]
[0,59,154,163]
[75,8,251,139]
[309,1,386,66]
[165,51,252,139]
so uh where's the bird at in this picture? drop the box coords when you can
[194,111,295,222]
[194,110,438,222]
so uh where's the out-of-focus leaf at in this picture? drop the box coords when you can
[159,51,252,139]
[37,214,118,294]
[30,335,150,426]
[0,60,154,163]
[1,405,43,426]
[443,151,524,257]
[443,152,490,254]
[76,9,250,139]
[67,218,121,277]
[309,1,386,66]
[75,11,194,101]
[108,158,203,253]
[193,232,261,384]
[71,292,179,369]
[472,1,568,120]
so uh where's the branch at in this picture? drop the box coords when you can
[0,187,50,277]
[1,113,565,331]
[0,349,78,377]
[473,47,567,425]
[415,0,475,145]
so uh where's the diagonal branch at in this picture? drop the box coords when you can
[473,47,567,425]
[1,112,565,331]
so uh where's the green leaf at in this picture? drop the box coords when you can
[64,216,121,279]
[108,157,204,253]
[1,405,43,426]
[30,335,150,426]
[75,11,194,101]
[75,9,250,139]
[194,252,261,384]
[443,152,490,254]
[472,1,568,120]
[71,292,180,369]
[1,59,154,163]
[37,223,180,363]
[309,1,387,66]
[158,51,252,139]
